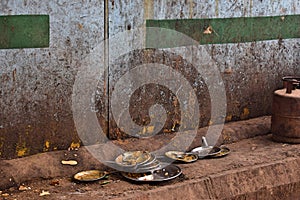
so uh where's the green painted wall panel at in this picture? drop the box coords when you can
[146,15,300,48]
[0,15,49,49]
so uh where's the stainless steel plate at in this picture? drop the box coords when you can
[73,170,106,182]
[191,146,221,158]
[135,160,161,173]
[209,146,230,158]
[121,164,182,182]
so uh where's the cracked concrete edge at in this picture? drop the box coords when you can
[118,157,300,200]
[0,116,271,190]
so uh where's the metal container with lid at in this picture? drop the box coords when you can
[271,77,300,143]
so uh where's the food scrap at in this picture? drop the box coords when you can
[61,160,78,166]
[39,190,50,197]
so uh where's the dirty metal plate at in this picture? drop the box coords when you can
[208,146,231,158]
[73,170,107,182]
[115,151,152,167]
[135,160,161,173]
[121,164,182,182]
[165,151,198,163]
[191,146,221,159]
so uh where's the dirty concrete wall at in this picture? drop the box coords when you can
[106,0,300,139]
[0,0,104,158]
[0,0,299,158]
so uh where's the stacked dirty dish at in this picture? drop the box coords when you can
[115,151,182,182]
[114,151,161,173]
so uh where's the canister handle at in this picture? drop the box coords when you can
[282,77,300,94]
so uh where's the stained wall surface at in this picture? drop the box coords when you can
[0,0,299,158]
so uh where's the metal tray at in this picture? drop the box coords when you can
[121,164,182,182]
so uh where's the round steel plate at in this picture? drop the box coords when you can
[121,164,182,182]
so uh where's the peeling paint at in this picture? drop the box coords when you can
[215,0,219,17]
[144,0,154,20]
[188,0,195,18]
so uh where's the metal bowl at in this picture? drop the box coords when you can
[191,146,221,158]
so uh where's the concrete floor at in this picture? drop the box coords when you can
[1,132,300,199]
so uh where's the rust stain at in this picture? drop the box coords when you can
[12,68,17,82]
[188,0,195,18]
[78,23,83,30]
[224,67,233,74]
[143,0,154,20]
[249,0,253,16]
[215,0,219,17]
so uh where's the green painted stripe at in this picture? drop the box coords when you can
[146,15,300,48]
[0,15,49,49]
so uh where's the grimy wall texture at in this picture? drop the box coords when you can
[0,0,299,159]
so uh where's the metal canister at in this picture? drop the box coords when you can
[271,77,300,143]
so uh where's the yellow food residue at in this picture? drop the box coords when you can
[43,140,50,152]
[70,142,81,149]
[141,126,154,135]
[226,114,232,122]
[241,108,250,119]
[16,142,29,157]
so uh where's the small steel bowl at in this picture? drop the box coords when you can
[191,146,221,159]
